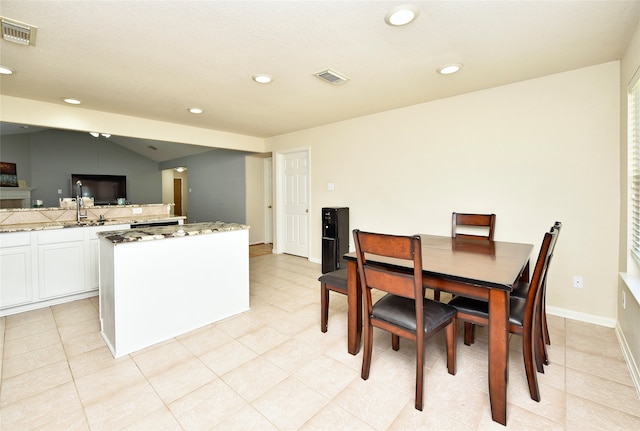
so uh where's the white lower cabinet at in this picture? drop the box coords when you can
[0,232,33,308]
[0,224,129,315]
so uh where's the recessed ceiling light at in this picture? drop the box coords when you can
[63,98,82,105]
[89,132,99,137]
[437,64,463,75]
[253,74,272,84]
[0,66,13,75]
[101,133,111,138]
[175,167,186,173]
[385,5,419,26]
[188,107,203,114]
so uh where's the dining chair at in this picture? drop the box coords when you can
[448,226,560,402]
[511,221,562,368]
[353,229,457,411]
[452,212,496,240]
[318,268,348,332]
[433,212,496,301]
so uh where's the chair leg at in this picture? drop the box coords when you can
[446,318,457,375]
[415,338,424,411]
[434,289,441,301]
[463,322,475,345]
[523,328,541,402]
[361,320,373,381]
[320,283,329,333]
[392,334,400,351]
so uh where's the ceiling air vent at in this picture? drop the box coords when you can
[314,69,350,85]
[1,17,37,46]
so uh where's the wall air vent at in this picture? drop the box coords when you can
[314,69,350,85]
[1,17,37,46]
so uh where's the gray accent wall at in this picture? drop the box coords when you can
[1,129,161,207]
[160,148,247,224]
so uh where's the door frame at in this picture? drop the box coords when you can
[263,157,273,244]
[274,147,310,257]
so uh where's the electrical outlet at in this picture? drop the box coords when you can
[57,189,62,194]
[132,208,142,214]
[573,275,583,288]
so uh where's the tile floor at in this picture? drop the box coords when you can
[1,251,639,430]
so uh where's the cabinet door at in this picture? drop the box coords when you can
[0,246,33,308]
[38,241,85,299]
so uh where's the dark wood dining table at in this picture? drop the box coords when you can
[344,234,533,426]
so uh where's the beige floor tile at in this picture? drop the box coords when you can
[0,359,72,407]
[4,316,58,342]
[252,376,329,430]
[74,358,147,405]
[0,381,87,430]
[389,400,475,431]
[477,402,564,431]
[169,378,247,429]
[566,347,634,386]
[2,327,60,357]
[61,329,108,358]
[301,402,376,431]
[198,337,258,376]
[565,393,640,430]
[294,354,359,400]
[4,306,54,329]
[146,356,218,404]
[211,404,278,431]
[566,367,640,418]
[83,380,164,431]
[222,356,289,402]
[237,325,290,354]
[132,338,195,376]
[121,406,183,431]
[57,316,101,342]
[1,341,66,379]
[176,322,235,356]
[67,345,129,379]
[263,338,321,374]
[332,377,410,431]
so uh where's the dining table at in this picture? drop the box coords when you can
[344,234,533,426]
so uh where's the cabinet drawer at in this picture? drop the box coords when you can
[0,232,32,248]
[37,228,84,244]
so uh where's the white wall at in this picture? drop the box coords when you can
[266,62,620,324]
[246,155,265,244]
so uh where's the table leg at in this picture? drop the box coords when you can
[488,288,509,425]
[347,259,361,355]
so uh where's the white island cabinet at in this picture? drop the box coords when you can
[98,222,250,358]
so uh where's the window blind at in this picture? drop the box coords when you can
[629,72,640,259]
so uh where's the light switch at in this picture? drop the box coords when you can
[327,182,335,191]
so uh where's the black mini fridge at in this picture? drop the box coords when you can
[322,207,349,274]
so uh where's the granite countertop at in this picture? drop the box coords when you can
[97,221,249,244]
[0,216,186,233]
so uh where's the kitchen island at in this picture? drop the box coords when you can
[98,221,249,358]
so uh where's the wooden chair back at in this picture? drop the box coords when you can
[452,212,496,240]
[353,230,423,304]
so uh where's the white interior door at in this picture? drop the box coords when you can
[264,158,273,244]
[279,150,309,257]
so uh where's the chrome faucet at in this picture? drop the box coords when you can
[76,180,87,223]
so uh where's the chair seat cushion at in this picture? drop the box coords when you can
[318,268,349,292]
[448,295,526,326]
[372,294,457,333]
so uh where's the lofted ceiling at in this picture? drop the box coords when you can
[1,1,640,162]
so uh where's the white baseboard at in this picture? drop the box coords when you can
[615,322,640,399]
[546,305,616,328]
